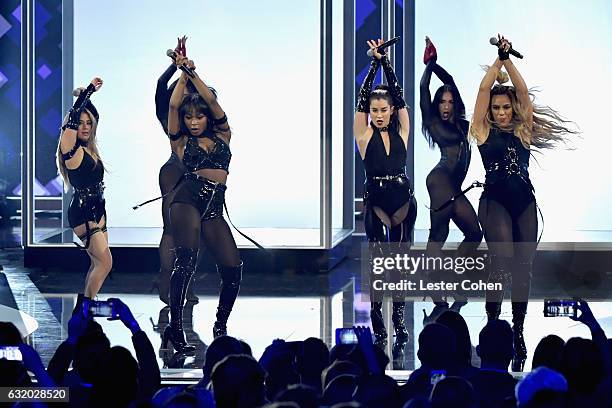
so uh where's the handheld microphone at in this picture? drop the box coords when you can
[166,49,196,78]
[489,37,523,59]
[367,36,400,57]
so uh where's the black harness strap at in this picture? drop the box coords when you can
[431,180,484,212]
[223,202,266,251]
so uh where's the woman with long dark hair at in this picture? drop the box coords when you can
[151,37,200,305]
[471,34,577,371]
[354,39,417,346]
[420,37,482,317]
[163,54,242,353]
[56,77,111,301]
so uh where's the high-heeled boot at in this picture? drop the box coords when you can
[153,268,198,305]
[485,255,511,321]
[162,247,198,353]
[511,302,528,371]
[486,302,501,321]
[153,270,198,305]
[392,302,408,341]
[185,275,199,304]
[370,301,387,346]
[213,262,243,338]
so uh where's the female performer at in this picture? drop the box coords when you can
[151,37,200,305]
[420,37,482,316]
[354,39,417,346]
[163,54,242,353]
[56,78,111,301]
[471,35,576,371]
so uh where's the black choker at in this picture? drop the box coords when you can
[378,126,388,132]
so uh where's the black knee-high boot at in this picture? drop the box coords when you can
[155,270,198,305]
[511,259,531,371]
[366,238,388,346]
[392,302,408,341]
[511,302,527,372]
[213,262,243,338]
[154,251,198,305]
[163,247,198,353]
[485,255,511,321]
[370,301,387,346]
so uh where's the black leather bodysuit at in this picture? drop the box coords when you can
[362,124,417,244]
[64,141,106,243]
[479,127,535,218]
[363,124,414,216]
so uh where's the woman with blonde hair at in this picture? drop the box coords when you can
[56,77,111,303]
[471,35,577,371]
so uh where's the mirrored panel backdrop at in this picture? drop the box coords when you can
[413,0,612,244]
[29,0,354,248]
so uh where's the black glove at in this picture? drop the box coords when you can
[356,58,381,112]
[63,83,96,130]
[380,55,406,110]
[498,46,510,61]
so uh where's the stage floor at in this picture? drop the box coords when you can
[2,248,611,380]
[29,225,612,250]
[33,227,353,248]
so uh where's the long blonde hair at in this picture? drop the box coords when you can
[56,108,104,191]
[474,68,578,149]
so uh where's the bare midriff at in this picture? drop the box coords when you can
[194,168,227,184]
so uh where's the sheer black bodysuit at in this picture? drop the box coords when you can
[420,61,482,255]
[478,126,537,331]
[155,64,191,291]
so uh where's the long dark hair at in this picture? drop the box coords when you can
[368,84,401,133]
[178,94,214,136]
[422,84,467,148]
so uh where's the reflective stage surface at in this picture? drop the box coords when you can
[2,247,611,380]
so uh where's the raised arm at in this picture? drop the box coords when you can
[471,59,503,143]
[353,46,381,148]
[420,60,434,127]
[432,63,465,118]
[380,53,410,143]
[495,35,533,127]
[501,51,533,127]
[431,62,455,88]
[185,60,230,138]
[167,67,188,138]
[59,78,102,168]
[155,64,177,133]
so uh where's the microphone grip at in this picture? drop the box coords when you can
[179,65,195,78]
[366,48,387,58]
[509,49,523,59]
[167,49,196,77]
